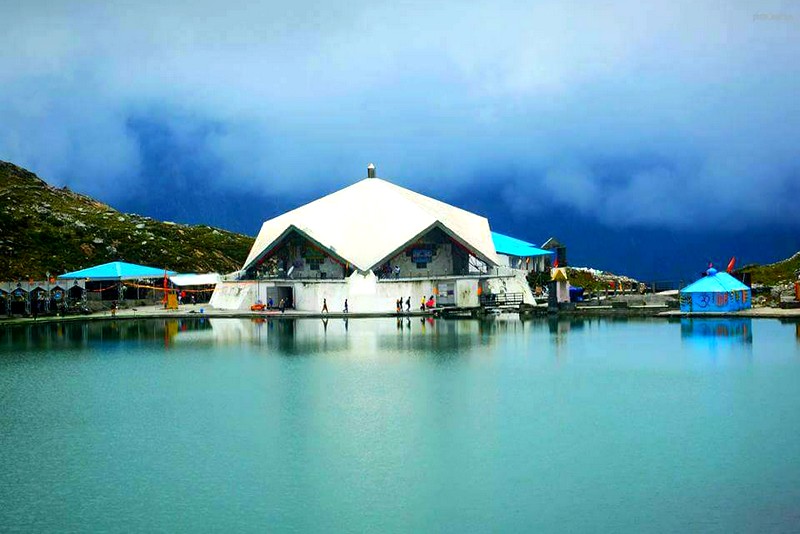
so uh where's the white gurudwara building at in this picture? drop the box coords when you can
[210,165,544,312]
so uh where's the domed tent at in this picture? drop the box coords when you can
[680,268,751,313]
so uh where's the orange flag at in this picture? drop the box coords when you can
[726,257,736,273]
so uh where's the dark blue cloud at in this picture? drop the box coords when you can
[1,1,799,278]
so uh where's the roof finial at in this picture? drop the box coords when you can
[367,163,376,178]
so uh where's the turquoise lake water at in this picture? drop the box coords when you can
[1,316,799,533]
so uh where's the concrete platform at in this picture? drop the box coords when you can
[3,303,799,326]
[0,303,437,326]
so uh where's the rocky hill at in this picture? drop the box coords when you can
[0,161,255,280]
[740,251,800,287]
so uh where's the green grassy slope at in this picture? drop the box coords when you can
[740,252,800,286]
[0,161,254,280]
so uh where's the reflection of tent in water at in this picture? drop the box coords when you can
[680,267,751,313]
[681,318,753,344]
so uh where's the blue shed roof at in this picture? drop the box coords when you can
[680,270,750,294]
[491,232,553,257]
[58,261,176,281]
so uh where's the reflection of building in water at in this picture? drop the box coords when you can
[199,318,492,355]
[546,317,581,341]
[0,318,213,350]
[2,317,503,355]
[680,318,753,344]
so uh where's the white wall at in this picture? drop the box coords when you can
[211,271,536,311]
[481,272,537,305]
[209,281,258,309]
[456,278,480,307]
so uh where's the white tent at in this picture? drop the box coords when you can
[243,177,499,273]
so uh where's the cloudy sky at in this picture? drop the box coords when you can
[2,0,798,278]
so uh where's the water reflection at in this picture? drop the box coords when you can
[5,316,789,356]
[0,317,502,355]
[680,318,753,345]
[546,317,586,341]
[0,318,213,351]
[0,315,610,356]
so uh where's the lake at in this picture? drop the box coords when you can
[2,316,799,532]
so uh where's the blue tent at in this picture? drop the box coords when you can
[680,268,751,313]
[491,232,553,257]
[58,261,176,281]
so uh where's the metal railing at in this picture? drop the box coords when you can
[480,292,524,307]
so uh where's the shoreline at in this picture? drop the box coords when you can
[0,304,437,326]
[1,303,799,326]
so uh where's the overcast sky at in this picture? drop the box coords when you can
[1,1,798,276]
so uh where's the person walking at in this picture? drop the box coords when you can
[343,299,349,314]
[420,296,426,311]
[322,298,329,313]
[405,296,411,312]
[279,298,285,313]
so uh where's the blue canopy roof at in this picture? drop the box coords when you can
[680,269,750,294]
[58,261,176,281]
[491,232,553,257]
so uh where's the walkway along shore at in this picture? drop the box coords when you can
[0,303,439,326]
[1,302,799,326]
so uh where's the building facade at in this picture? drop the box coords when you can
[211,167,537,312]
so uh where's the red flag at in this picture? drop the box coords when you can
[553,258,559,268]
[726,257,736,273]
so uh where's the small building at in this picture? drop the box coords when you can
[542,237,567,267]
[29,285,49,315]
[8,285,28,315]
[66,280,85,302]
[58,261,176,301]
[491,232,553,273]
[680,267,751,313]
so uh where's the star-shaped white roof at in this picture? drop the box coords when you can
[243,177,498,272]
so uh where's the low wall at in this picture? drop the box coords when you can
[209,281,257,310]
[210,271,535,312]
